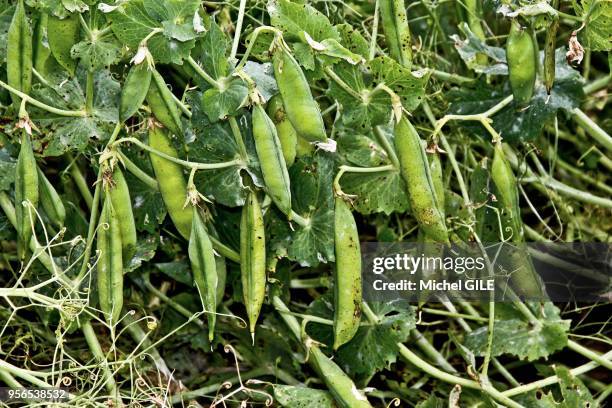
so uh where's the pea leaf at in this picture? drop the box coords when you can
[70,38,122,70]
[201,78,248,122]
[555,365,595,406]
[155,260,192,285]
[268,153,335,266]
[26,0,80,18]
[336,23,369,59]
[369,56,429,112]
[242,61,278,102]
[464,303,570,361]
[125,235,158,273]
[573,0,612,51]
[108,0,199,64]
[0,149,16,191]
[448,49,584,143]
[121,145,166,234]
[273,385,337,408]
[451,23,508,75]
[515,391,565,407]
[268,0,339,42]
[193,22,229,79]
[336,130,409,215]
[31,69,120,155]
[189,96,263,207]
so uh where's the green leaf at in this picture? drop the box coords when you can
[274,385,337,408]
[70,38,121,71]
[268,0,340,42]
[554,365,595,407]
[125,234,157,273]
[515,391,563,407]
[242,61,278,102]
[448,49,584,143]
[201,77,248,122]
[369,56,429,112]
[268,153,335,266]
[155,260,192,285]
[0,149,16,191]
[108,0,197,65]
[416,395,445,408]
[189,98,263,207]
[193,22,229,79]
[121,145,166,234]
[464,303,570,361]
[451,23,508,75]
[336,23,369,59]
[573,0,612,51]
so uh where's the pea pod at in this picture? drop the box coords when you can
[252,103,292,215]
[468,158,491,241]
[429,152,445,218]
[491,142,544,298]
[189,206,218,341]
[97,197,124,324]
[506,20,536,107]
[32,14,50,75]
[394,117,449,243]
[215,256,227,306]
[15,131,39,259]
[267,95,297,166]
[309,347,373,408]
[120,64,152,122]
[379,0,412,68]
[147,70,183,137]
[148,124,192,239]
[47,14,80,76]
[333,197,362,350]
[7,0,32,106]
[544,0,560,94]
[240,192,266,338]
[106,166,137,264]
[37,167,65,229]
[272,44,326,142]
[464,0,487,65]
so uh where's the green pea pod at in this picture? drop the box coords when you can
[47,14,80,76]
[120,64,152,122]
[189,207,218,341]
[215,256,226,306]
[15,131,39,259]
[544,0,560,95]
[37,167,65,229]
[379,0,412,68]
[107,166,137,264]
[394,117,449,243]
[240,192,266,339]
[429,152,445,219]
[464,0,487,65]
[252,104,292,215]
[146,70,183,137]
[148,124,192,239]
[333,197,362,350]
[7,0,32,106]
[309,347,373,408]
[32,14,50,76]
[272,45,326,142]
[491,142,545,298]
[468,158,491,241]
[267,95,297,167]
[506,20,536,107]
[97,197,124,324]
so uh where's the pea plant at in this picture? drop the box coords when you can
[0,0,610,406]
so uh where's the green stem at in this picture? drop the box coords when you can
[374,126,400,168]
[209,235,241,263]
[236,26,281,71]
[288,210,311,229]
[86,71,94,114]
[230,0,248,60]
[0,359,52,388]
[410,328,457,373]
[429,69,474,84]
[567,340,612,371]
[115,138,243,170]
[583,76,610,94]
[572,108,612,154]
[187,56,219,88]
[502,350,612,397]
[324,66,362,100]
[118,151,158,190]
[81,321,120,400]
[228,116,249,161]
[67,155,94,210]
[0,79,87,117]
[333,164,395,195]
[369,0,380,60]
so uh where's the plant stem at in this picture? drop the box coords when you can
[410,329,457,373]
[374,126,400,168]
[235,26,281,70]
[567,340,612,370]
[209,235,241,263]
[115,137,243,170]
[228,116,249,161]
[429,69,474,84]
[583,76,610,94]
[333,164,395,196]
[324,66,362,100]
[187,56,219,88]
[81,321,120,400]
[118,151,158,190]
[369,0,380,60]
[230,0,248,61]
[572,108,612,154]
[86,71,94,114]
[67,154,94,210]
[0,80,87,117]
[502,349,612,397]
